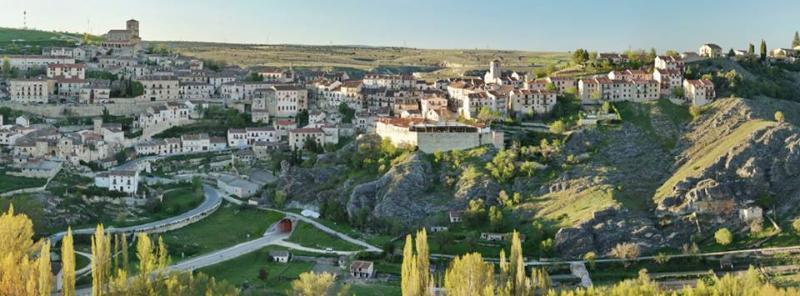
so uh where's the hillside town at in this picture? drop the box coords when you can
[5,14,800,296]
[0,20,729,190]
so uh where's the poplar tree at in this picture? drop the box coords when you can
[509,231,526,296]
[91,225,111,296]
[61,228,75,296]
[401,234,419,296]
[415,229,430,295]
[443,253,495,296]
[120,234,129,273]
[760,39,767,62]
[37,240,51,296]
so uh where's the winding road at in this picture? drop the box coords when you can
[49,184,222,244]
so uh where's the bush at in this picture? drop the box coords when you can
[792,219,800,233]
[610,242,640,268]
[689,105,702,120]
[775,111,785,123]
[715,228,733,246]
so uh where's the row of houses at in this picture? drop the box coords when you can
[577,55,715,106]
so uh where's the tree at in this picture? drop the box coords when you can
[444,253,495,296]
[610,242,640,268]
[793,31,800,48]
[793,219,800,233]
[529,268,551,294]
[689,105,702,120]
[509,231,525,296]
[0,206,52,296]
[401,230,431,296]
[760,39,767,62]
[544,82,557,92]
[91,225,111,296]
[258,268,269,282]
[715,228,733,246]
[38,240,51,296]
[2,56,10,76]
[415,229,431,295]
[338,102,356,124]
[748,43,755,56]
[583,252,597,269]
[601,101,612,113]
[488,206,503,232]
[62,228,76,296]
[476,106,498,123]
[728,48,736,58]
[654,252,670,265]
[401,235,418,296]
[775,111,785,123]
[672,86,685,99]
[549,120,566,134]
[291,272,335,296]
[572,49,589,65]
[486,149,517,183]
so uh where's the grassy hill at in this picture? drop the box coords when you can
[158,41,570,80]
[0,27,102,55]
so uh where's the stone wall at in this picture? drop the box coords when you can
[417,131,480,153]
[0,99,175,118]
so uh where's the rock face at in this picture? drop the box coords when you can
[554,207,694,258]
[278,160,348,204]
[658,124,800,216]
[347,153,444,225]
[554,97,800,258]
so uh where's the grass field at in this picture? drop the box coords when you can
[155,186,204,219]
[163,42,570,80]
[348,283,402,296]
[524,184,619,227]
[284,208,395,247]
[163,203,284,258]
[197,246,314,295]
[0,195,51,233]
[0,171,47,193]
[287,221,364,251]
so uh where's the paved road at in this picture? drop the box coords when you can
[168,231,290,272]
[264,208,382,252]
[49,184,222,244]
[273,241,360,256]
[433,245,800,267]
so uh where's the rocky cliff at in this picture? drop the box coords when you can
[554,97,800,258]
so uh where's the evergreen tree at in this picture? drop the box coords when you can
[760,39,768,62]
[748,43,755,56]
[62,228,75,296]
[793,31,800,48]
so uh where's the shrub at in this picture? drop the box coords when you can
[775,111,785,123]
[610,242,640,268]
[715,228,733,246]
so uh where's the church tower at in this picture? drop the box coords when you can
[489,59,501,80]
[126,19,139,38]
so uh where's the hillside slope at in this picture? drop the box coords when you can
[554,97,800,258]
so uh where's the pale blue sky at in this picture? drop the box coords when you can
[1,0,798,52]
